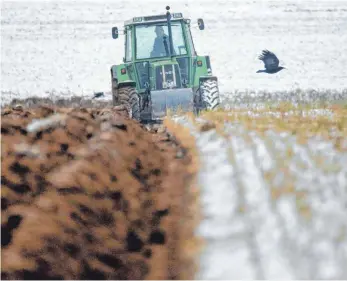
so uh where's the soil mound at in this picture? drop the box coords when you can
[1,105,198,280]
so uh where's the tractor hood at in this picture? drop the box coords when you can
[151,61,181,90]
[135,58,190,91]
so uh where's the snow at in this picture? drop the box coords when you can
[1,0,347,105]
[173,115,347,279]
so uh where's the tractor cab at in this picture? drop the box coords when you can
[134,19,190,59]
[110,6,219,121]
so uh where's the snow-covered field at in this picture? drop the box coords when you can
[173,109,347,279]
[1,0,347,105]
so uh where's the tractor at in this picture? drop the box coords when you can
[110,6,220,121]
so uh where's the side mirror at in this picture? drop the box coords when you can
[112,27,119,39]
[197,18,205,30]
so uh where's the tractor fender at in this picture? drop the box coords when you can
[110,65,118,80]
[199,75,218,82]
[111,65,136,88]
[118,80,137,88]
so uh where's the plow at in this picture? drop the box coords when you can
[108,6,220,122]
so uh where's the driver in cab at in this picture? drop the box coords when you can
[150,26,170,57]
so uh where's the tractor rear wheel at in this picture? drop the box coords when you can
[113,85,140,121]
[194,79,220,114]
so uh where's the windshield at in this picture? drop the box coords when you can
[135,21,187,59]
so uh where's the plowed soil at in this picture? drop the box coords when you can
[1,102,199,280]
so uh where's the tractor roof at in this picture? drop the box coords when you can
[124,12,185,26]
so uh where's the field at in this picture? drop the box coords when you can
[171,104,347,279]
[1,0,347,279]
[2,99,346,279]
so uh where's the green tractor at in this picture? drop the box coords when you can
[110,6,220,121]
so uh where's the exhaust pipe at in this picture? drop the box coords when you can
[166,6,175,58]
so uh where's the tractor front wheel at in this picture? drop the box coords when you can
[113,85,141,121]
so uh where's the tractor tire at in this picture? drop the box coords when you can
[113,86,141,121]
[194,79,220,114]
[112,79,118,105]
[200,79,220,110]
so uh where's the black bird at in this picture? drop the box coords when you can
[257,50,286,74]
[92,92,105,99]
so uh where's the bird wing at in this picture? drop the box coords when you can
[258,50,280,71]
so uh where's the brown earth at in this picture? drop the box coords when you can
[1,102,200,280]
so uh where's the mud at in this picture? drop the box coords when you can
[1,103,199,280]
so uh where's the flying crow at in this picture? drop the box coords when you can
[92,92,105,99]
[257,50,285,74]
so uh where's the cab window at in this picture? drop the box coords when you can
[125,27,133,61]
[135,21,187,59]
